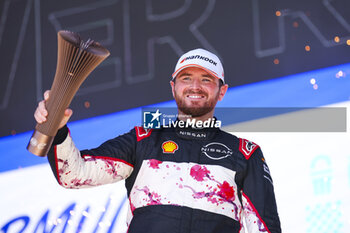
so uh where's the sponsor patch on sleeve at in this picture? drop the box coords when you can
[239,138,259,160]
[135,126,153,141]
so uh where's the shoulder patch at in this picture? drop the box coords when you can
[239,138,259,160]
[135,126,153,142]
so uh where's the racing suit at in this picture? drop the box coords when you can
[47,122,281,233]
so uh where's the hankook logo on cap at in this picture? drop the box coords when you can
[180,55,217,65]
[201,142,233,160]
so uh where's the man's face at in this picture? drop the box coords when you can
[170,67,228,118]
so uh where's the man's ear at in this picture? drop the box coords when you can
[218,84,229,101]
[170,80,175,98]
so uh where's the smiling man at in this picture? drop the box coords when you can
[171,49,227,121]
[34,48,281,233]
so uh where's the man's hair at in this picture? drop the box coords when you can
[218,80,224,89]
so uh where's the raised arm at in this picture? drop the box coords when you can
[34,91,135,189]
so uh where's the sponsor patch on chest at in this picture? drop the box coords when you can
[201,142,233,160]
[162,140,179,153]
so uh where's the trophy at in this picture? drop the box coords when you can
[27,30,110,157]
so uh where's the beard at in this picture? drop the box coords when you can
[174,89,219,117]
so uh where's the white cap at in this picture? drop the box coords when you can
[172,48,225,83]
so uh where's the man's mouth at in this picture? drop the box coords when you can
[186,94,205,99]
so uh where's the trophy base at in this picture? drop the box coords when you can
[27,130,54,157]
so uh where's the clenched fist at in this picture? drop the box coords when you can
[34,90,73,129]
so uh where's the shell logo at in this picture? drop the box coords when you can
[162,140,179,154]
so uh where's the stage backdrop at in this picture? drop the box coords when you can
[0,63,349,233]
[0,0,350,137]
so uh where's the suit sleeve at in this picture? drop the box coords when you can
[240,141,281,233]
[47,125,136,189]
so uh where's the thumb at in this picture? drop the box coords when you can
[65,108,73,118]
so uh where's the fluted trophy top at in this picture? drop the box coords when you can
[58,30,110,57]
[27,30,110,157]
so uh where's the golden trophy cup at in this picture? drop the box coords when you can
[27,30,110,156]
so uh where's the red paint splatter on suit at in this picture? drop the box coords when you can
[183,171,240,220]
[70,178,93,186]
[57,159,69,175]
[136,186,163,205]
[190,165,210,181]
[148,159,162,169]
[218,181,235,201]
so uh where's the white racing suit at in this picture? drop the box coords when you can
[47,123,281,233]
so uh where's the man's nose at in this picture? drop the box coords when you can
[190,78,201,89]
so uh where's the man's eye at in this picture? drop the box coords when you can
[202,78,211,82]
[182,77,191,81]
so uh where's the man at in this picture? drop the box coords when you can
[34,48,281,233]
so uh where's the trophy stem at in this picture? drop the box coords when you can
[27,130,54,157]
